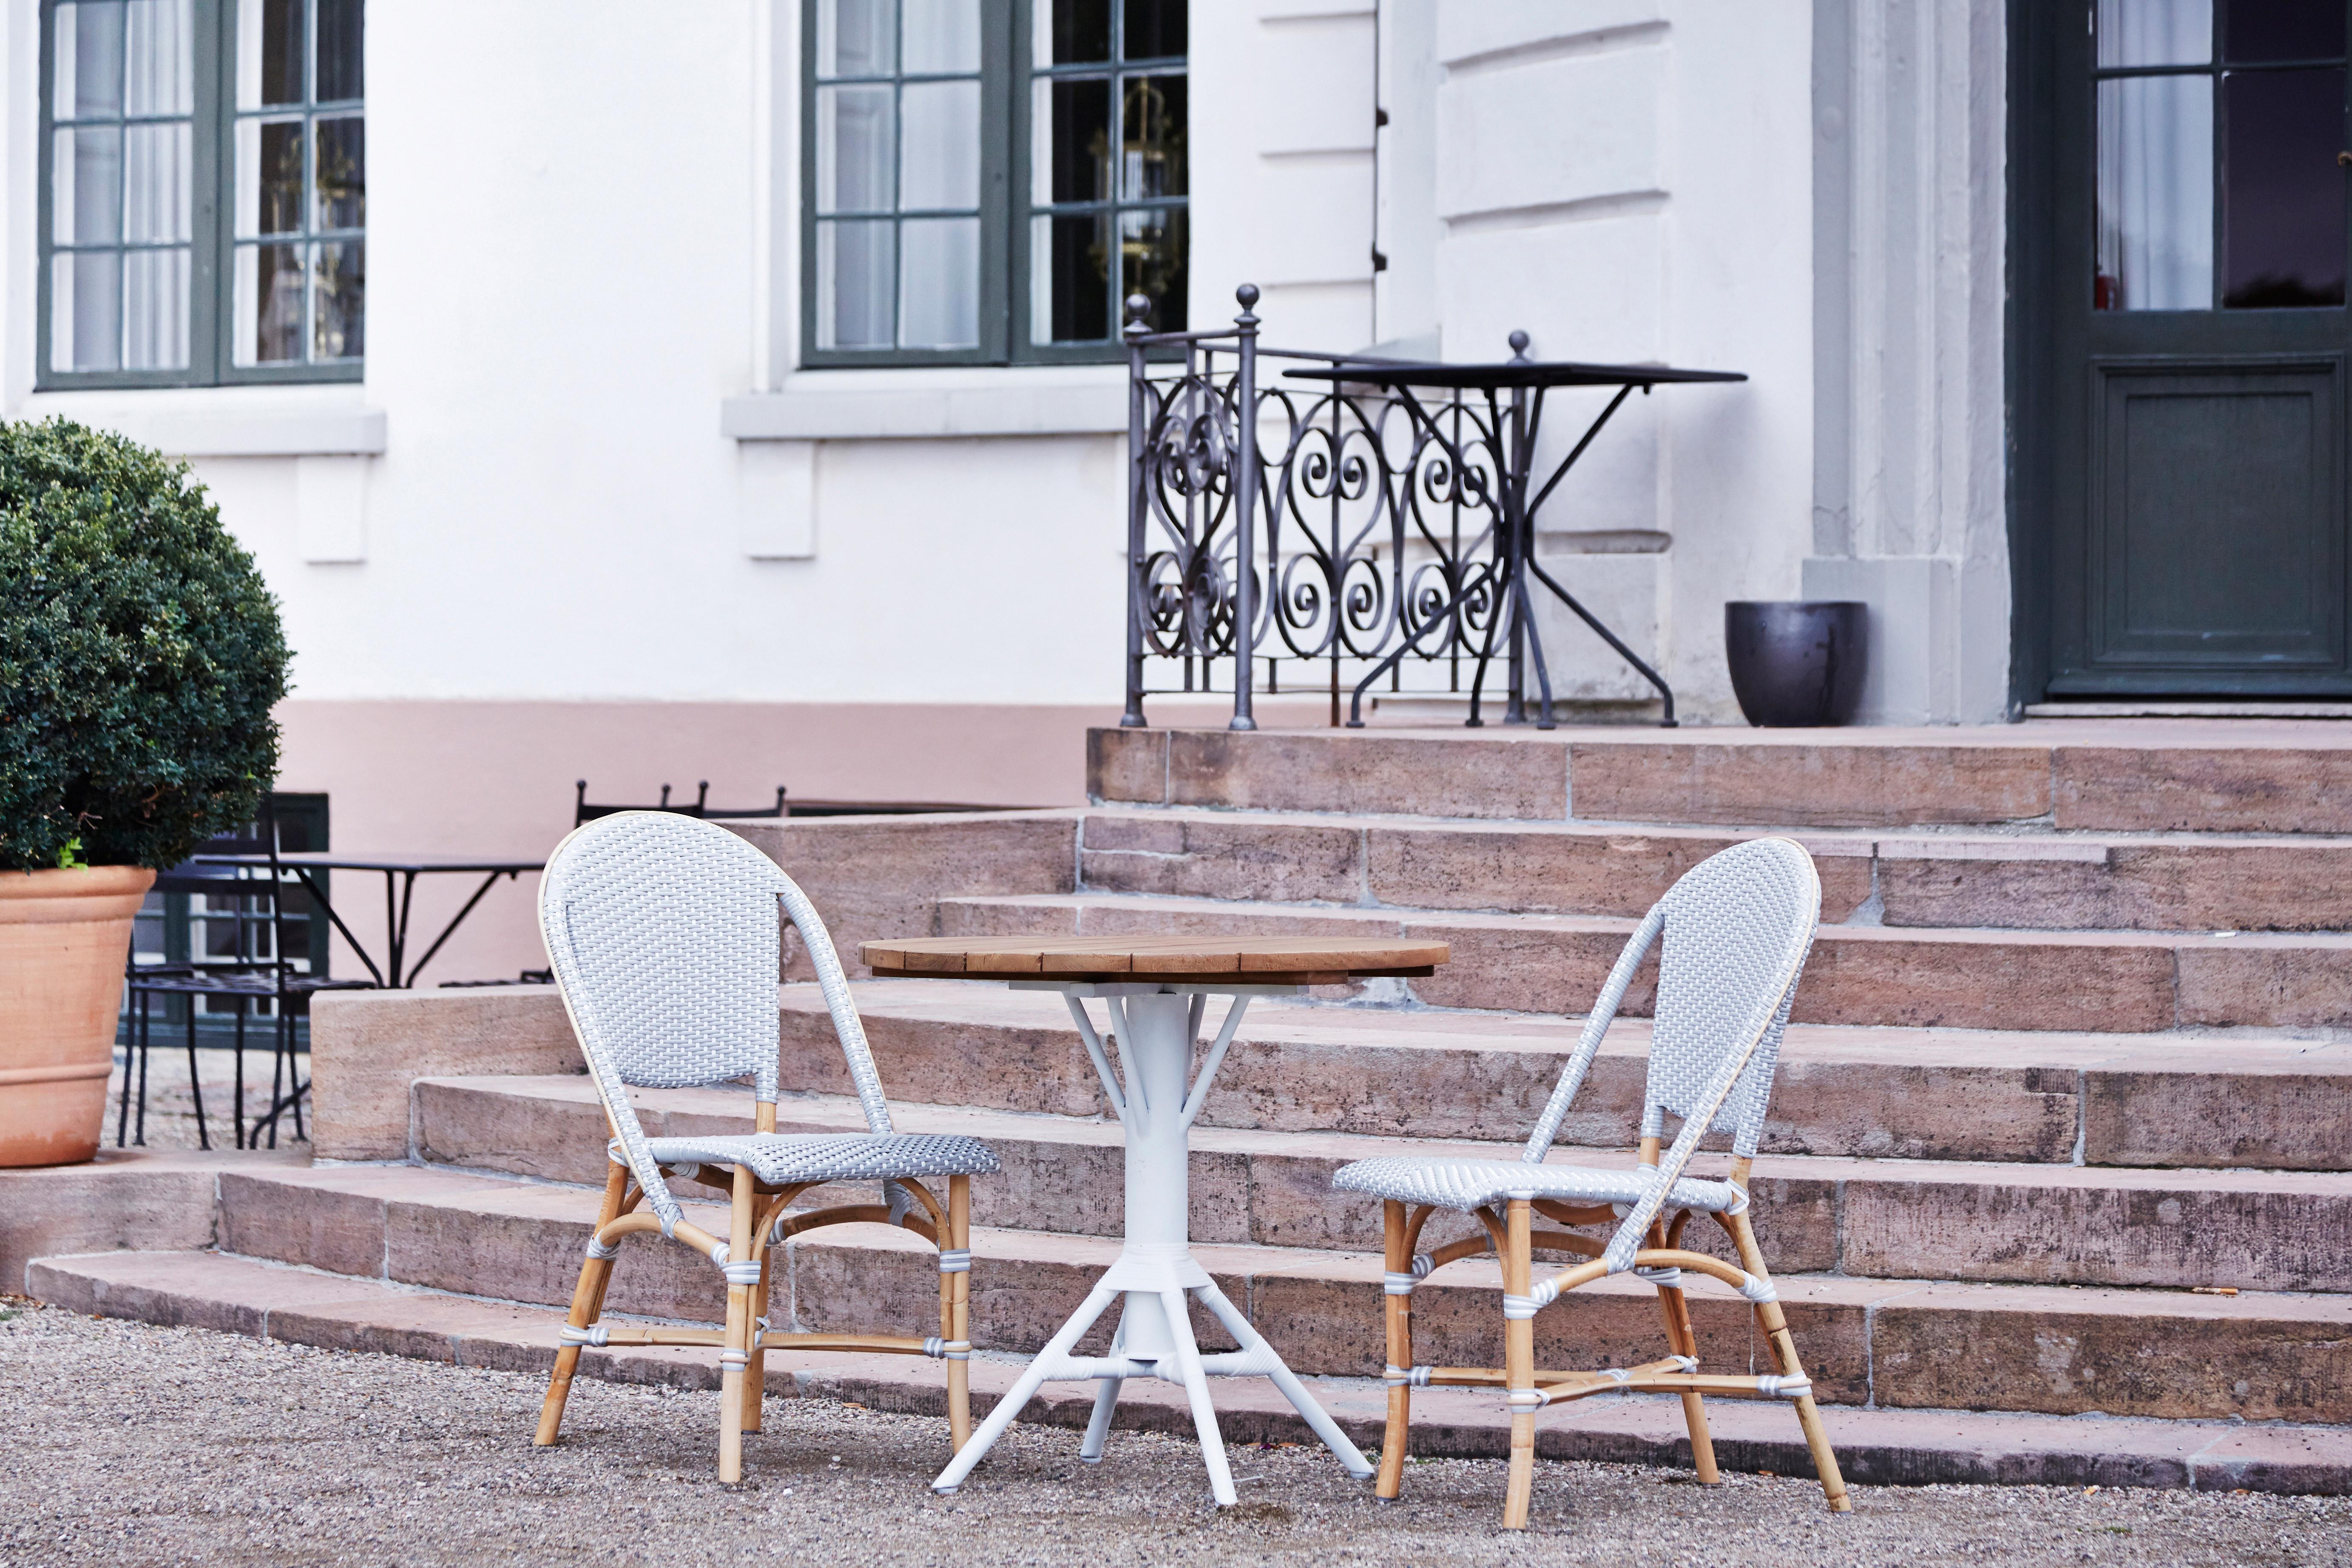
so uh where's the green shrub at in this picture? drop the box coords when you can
[0,418,288,871]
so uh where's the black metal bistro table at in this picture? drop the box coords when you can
[192,852,545,990]
[1284,344,1744,729]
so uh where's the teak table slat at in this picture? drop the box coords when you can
[862,935,1450,1506]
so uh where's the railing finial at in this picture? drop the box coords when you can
[1235,283,1260,322]
[1124,293,1154,336]
[1508,329,1532,361]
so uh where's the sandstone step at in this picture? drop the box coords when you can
[30,1165,2352,1426]
[405,1074,2352,1293]
[1075,808,2352,935]
[931,891,2352,1032]
[32,1247,2352,1494]
[776,981,2352,1170]
[1089,722,2352,834]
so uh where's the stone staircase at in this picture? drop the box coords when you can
[16,719,2352,1494]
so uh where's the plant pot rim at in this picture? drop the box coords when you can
[0,864,157,899]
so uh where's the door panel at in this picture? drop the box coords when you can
[2087,358,2342,672]
[2018,0,2352,700]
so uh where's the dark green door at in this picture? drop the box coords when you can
[2018,0,2352,699]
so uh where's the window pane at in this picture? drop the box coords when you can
[1121,73,1185,199]
[234,241,306,363]
[816,85,894,213]
[124,0,190,116]
[124,121,190,242]
[1122,0,1183,60]
[899,215,979,347]
[900,79,980,209]
[241,0,305,108]
[903,0,978,74]
[315,115,363,230]
[2226,0,2346,64]
[2096,74,2214,310]
[314,240,363,358]
[57,250,122,371]
[1033,210,1108,343]
[1043,0,1109,64]
[1038,76,1108,205]
[817,218,894,347]
[2223,67,2347,307]
[2097,0,2212,68]
[56,127,124,245]
[818,0,895,78]
[1121,205,1185,331]
[316,0,362,100]
[237,117,305,235]
[61,1,125,120]
[124,245,189,369]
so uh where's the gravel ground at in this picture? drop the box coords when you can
[5,1299,2346,1568]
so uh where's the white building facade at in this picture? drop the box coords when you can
[7,0,2343,976]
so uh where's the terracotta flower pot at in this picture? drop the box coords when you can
[0,865,155,1167]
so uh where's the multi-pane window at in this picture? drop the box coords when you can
[49,0,196,374]
[801,0,1187,366]
[37,0,364,387]
[1029,0,1186,347]
[2094,0,2347,311]
[234,0,366,365]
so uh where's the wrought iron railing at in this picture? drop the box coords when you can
[1121,284,1676,731]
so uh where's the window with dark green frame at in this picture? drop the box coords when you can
[801,0,1186,367]
[37,0,363,389]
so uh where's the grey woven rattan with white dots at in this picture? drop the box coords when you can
[1332,836,1820,1274]
[540,812,997,1236]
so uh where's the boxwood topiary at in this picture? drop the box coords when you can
[0,418,289,871]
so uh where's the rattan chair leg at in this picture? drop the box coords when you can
[1726,1211,1849,1513]
[537,1162,630,1446]
[946,1174,973,1450]
[717,1165,757,1484]
[1648,1216,1719,1484]
[1502,1198,1537,1531]
[1376,1199,1412,1501]
[741,1246,774,1435]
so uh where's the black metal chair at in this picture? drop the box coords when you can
[120,801,373,1150]
[440,782,793,994]
[573,780,790,824]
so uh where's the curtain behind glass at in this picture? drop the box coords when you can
[50,0,191,372]
[2096,74,2214,310]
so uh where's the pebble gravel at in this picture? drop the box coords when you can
[5,1298,2346,1568]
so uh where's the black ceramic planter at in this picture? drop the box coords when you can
[1725,602,1867,727]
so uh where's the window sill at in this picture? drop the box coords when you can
[722,365,1128,440]
[12,386,386,457]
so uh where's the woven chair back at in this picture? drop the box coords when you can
[540,812,788,1099]
[1638,836,1819,1158]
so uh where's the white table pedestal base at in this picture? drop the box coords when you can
[930,984,1374,1505]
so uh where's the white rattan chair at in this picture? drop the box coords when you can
[1331,836,1849,1526]
[530,812,1000,1483]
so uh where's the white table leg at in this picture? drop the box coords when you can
[930,985,1368,1503]
[931,1284,1121,1495]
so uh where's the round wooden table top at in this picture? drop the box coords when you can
[858,933,1449,986]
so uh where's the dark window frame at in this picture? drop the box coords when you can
[798,0,1188,369]
[2090,0,2350,314]
[35,0,364,391]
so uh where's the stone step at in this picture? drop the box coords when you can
[1075,808,2352,934]
[932,891,2352,1032]
[34,1164,2352,1424]
[1089,722,2352,833]
[31,1247,2352,1494]
[777,982,2352,1170]
[407,1074,2352,1292]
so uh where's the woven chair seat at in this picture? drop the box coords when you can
[1332,1156,1743,1215]
[641,1132,1001,1186]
